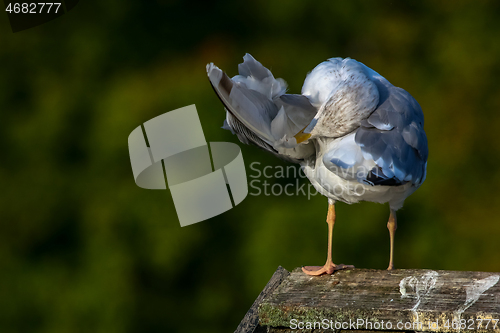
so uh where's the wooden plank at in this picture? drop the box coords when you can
[235,266,291,333]
[259,268,500,332]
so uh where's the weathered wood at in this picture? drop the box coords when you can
[235,266,291,333]
[258,268,500,333]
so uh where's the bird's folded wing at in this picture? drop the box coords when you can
[324,77,428,186]
[322,132,377,183]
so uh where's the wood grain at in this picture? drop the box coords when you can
[258,268,500,332]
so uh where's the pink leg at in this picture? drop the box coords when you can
[387,209,397,270]
[302,203,354,276]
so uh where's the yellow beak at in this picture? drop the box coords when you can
[294,127,312,143]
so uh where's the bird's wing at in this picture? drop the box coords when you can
[271,94,318,140]
[322,132,377,183]
[208,54,317,162]
[207,61,278,143]
[323,69,428,186]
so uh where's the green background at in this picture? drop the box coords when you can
[1,1,500,332]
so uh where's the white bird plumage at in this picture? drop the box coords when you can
[207,54,428,275]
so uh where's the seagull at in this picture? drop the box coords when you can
[207,54,428,276]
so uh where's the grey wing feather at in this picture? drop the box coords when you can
[237,54,272,81]
[208,55,316,163]
[224,113,275,153]
[276,94,317,129]
[225,111,305,164]
[208,66,278,142]
[355,76,428,186]
[208,68,279,155]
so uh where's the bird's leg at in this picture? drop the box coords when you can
[302,203,354,276]
[386,209,397,270]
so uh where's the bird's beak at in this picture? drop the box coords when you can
[294,127,312,143]
[295,117,317,143]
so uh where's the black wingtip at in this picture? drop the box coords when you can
[365,169,403,186]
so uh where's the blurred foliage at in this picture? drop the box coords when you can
[1,0,500,332]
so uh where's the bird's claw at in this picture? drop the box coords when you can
[302,263,355,276]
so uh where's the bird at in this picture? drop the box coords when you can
[207,54,428,276]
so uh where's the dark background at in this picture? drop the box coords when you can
[1,1,500,332]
